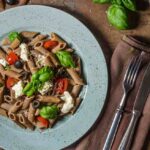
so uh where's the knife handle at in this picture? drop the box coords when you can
[103,108,123,150]
[118,110,140,150]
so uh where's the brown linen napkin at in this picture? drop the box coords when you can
[66,35,150,150]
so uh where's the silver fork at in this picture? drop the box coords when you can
[103,55,142,150]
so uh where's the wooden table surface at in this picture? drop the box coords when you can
[1,0,150,149]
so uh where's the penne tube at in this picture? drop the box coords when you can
[0,107,7,117]
[10,65,23,73]
[8,113,17,122]
[71,97,81,114]
[66,68,84,85]
[37,95,61,103]
[1,38,11,46]
[51,42,66,53]
[27,103,36,123]
[10,38,21,49]
[49,119,57,128]
[20,31,39,38]
[0,86,4,105]
[0,47,6,58]
[27,56,38,74]
[0,64,21,79]
[29,34,47,45]
[75,57,81,75]
[13,47,21,56]
[4,95,15,104]
[35,109,40,116]
[2,47,12,54]
[22,96,34,109]
[18,114,34,130]
[8,100,23,114]
[68,79,76,86]
[34,41,59,66]
[0,103,11,111]
[71,85,82,98]
[51,32,65,43]
[0,0,4,10]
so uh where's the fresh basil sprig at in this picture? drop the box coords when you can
[107,4,129,30]
[111,0,122,5]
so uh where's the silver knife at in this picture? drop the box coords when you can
[119,62,150,150]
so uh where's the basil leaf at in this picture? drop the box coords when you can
[111,0,122,5]
[93,0,110,4]
[107,4,129,30]
[40,105,59,119]
[122,0,136,11]
[56,51,75,68]
[8,32,21,42]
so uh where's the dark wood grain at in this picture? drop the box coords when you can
[0,0,150,149]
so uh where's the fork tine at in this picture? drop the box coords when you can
[129,57,142,86]
[124,56,138,84]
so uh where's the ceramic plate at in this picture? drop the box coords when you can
[0,5,108,150]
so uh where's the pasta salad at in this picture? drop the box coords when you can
[0,31,84,130]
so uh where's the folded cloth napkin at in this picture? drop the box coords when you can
[66,35,150,150]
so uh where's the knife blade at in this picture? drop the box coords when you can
[119,62,150,150]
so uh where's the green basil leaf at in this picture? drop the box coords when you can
[93,0,110,4]
[8,32,21,42]
[111,0,122,5]
[107,4,129,30]
[40,105,59,119]
[56,51,75,68]
[122,0,136,11]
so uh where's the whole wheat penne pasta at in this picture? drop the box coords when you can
[13,47,21,56]
[71,97,81,114]
[18,114,34,130]
[65,48,74,52]
[51,42,67,53]
[66,68,84,85]
[8,100,23,114]
[71,85,82,98]
[75,57,81,75]
[35,109,40,116]
[22,96,34,109]
[34,41,59,66]
[68,79,76,86]
[37,95,61,103]
[8,113,17,121]
[0,47,6,58]
[51,32,65,43]
[27,103,36,122]
[1,38,11,46]
[10,38,21,49]
[4,94,15,104]
[20,31,39,38]
[49,119,57,128]
[0,107,7,117]
[44,57,53,67]
[2,47,12,54]
[0,87,4,104]
[0,65,21,79]
[29,34,47,45]
[0,0,4,10]
[0,103,11,111]
[27,56,38,74]
[10,65,23,73]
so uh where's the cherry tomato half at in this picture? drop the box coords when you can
[6,52,19,65]
[55,78,68,94]
[43,40,58,50]
[36,116,49,128]
[6,77,17,89]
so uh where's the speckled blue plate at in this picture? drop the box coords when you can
[0,5,108,150]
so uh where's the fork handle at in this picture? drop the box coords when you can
[103,108,123,150]
[118,111,140,150]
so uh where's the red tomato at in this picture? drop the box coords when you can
[55,78,68,94]
[37,116,49,128]
[6,52,19,65]
[6,77,17,89]
[43,40,58,49]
